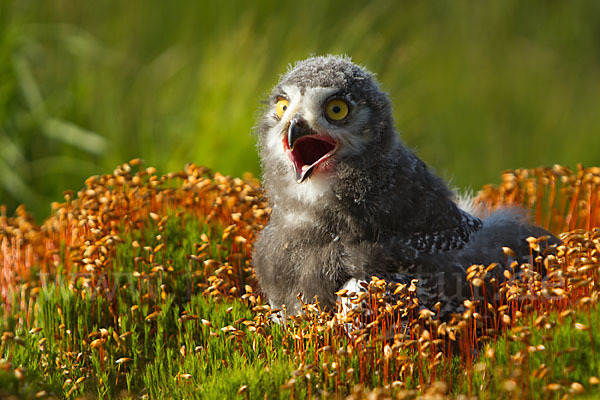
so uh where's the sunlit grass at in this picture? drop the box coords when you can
[2,0,600,219]
[1,160,599,398]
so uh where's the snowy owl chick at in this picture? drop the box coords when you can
[252,55,557,317]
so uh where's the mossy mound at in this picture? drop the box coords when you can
[1,161,599,399]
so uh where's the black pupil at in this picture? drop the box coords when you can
[282,105,287,110]
[332,106,341,113]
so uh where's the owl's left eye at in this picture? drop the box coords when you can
[275,97,289,119]
[325,99,349,121]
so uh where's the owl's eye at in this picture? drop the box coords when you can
[275,97,289,119]
[325,99,349,121]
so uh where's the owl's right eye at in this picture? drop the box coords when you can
[275,97,289,119]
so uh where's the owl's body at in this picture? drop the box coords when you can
[253,56,556,316]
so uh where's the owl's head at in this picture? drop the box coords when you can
[256,56,396,191]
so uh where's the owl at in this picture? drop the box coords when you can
[252,55,557,318]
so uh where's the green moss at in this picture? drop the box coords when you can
[2,209,600,398]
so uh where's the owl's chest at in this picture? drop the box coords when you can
[275,226,350,274]
[253,222,354,311]
[265,209,390,275]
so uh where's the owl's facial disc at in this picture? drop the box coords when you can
[283,116,339,183]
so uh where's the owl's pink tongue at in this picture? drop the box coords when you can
[284,135,337,183]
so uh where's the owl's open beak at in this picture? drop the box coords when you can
[284,116,338,183]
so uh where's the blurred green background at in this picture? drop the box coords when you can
[1,0,599,221]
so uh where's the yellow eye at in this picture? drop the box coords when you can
[275,97,289,118]
[325,99,349,121]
